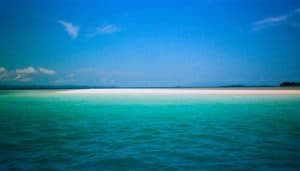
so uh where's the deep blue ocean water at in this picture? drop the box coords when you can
[0,90,300,170]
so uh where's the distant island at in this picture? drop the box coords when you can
[280,82,300,87]
[0,82,299,90]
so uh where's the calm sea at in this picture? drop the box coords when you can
[0,90,300,170]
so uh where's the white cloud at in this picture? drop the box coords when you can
[15,66,37,81]
[89,24,119,37]
[252,7,300,31]
[0,67,8,80]
[39,67,56,75]
[0,67,5,73]
[58,20,80,39]
[16,66,37,75]
[0,66,57,82]
[253,14,290,31]
[98,24,119,34]
[254,14,289,26]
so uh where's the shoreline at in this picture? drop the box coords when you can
[58,88,300,95]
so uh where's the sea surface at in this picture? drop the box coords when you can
[0,90,300,170]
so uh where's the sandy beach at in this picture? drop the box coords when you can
[58,88,300,95]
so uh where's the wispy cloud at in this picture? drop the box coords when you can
[88,24,119,37]
[0,67,8,79]
[254,14,289,27]
[17,77,33,82]
[252,8,300,31]
[39,67,56,75]
[16,66,37,75]
[15,66,37,82]
[0,66,57,82]
[58,20,80,39]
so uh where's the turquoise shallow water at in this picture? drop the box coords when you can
[0,90,300,170]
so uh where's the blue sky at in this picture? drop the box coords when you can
[1,0,300,86]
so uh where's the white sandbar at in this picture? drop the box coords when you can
[58,88,300,95]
